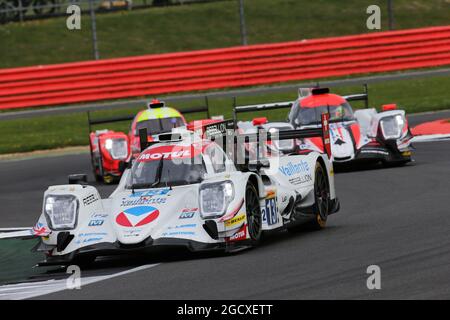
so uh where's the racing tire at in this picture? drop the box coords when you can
[89,144,103,183]
[72,255,96,268]
[94,173,103,183]
[308,162,330,230]
[245,182,262,246]
[92,160,103,183]
[289,162,330,232]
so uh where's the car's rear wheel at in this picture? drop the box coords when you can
[245,183,262,245]
[308,162,330,230]
[286,162,330,232]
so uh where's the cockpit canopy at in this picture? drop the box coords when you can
[134,117,185,136]
[289,94,355,127]
[126,141,229,189]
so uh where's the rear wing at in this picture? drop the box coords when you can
[204,113,331,159]
[231,84,369,126]
[87,98,211,133]
[232,98,293,129]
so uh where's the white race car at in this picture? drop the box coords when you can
[0,119,339,266]
[233,86,413,166]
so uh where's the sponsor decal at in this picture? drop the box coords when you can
[82,193,98,206]
[278,161,310,176]
[78,232,108,237]
[116,206,160,227]
[121,196,167,207]
[179,208,198,219]
[224,213,246,228]
[32,222,50,236]
[122,228,143,238]
[286,174,312,185]
[75,232,107,244]
[161,231,195,237]
[75,237,104,244]
[121,188,170,207]
[167,223,197,230]
[219,199,244,222]
[88,219,104,227]
[130,188,170,198]
[226,224,247,242]
[91,213,108,218]
[138,146,201,162]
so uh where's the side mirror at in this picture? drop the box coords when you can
[139,128,148,151]
[68,174,88,185]
[118,160,132,173]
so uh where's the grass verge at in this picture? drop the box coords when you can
[1,74,449,154]
[0,239,52,285]
[0,0,449,68]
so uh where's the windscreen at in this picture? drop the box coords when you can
[135,117,185,136]
[290,102,355,127]
[126,148,206,188]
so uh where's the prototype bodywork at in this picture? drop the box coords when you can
[88,99,213,183]
[0,118,339,266]
[234,86,413,166]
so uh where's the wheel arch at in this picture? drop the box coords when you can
[314,153,337,201]
[246,173,265,200]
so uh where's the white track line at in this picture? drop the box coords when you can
[411,134,450,143]
[0,263,160,300]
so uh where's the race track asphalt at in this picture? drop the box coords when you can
[0,120,449,299]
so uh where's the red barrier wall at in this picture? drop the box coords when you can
[1,25,450,110]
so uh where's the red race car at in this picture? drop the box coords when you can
[87,99,216,183]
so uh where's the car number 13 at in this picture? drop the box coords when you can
[262,197,278,226]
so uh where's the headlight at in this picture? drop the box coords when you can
[105,138,128,160]
[44,195,79,230]
[199,181,234,219]
[380,115,405,140]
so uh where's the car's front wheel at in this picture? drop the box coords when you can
[245,183,262,246]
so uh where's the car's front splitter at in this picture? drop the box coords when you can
[36,236,249,266]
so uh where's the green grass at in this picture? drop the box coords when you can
[0,0,449,68]
[0,239,52,285]
[1,74,449,154]
[0,0,449,153]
